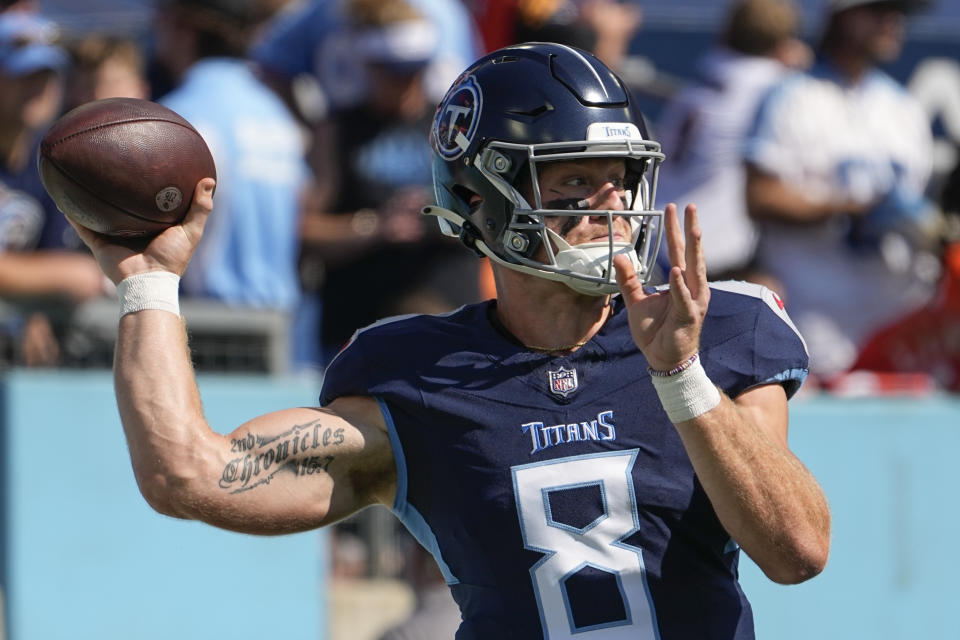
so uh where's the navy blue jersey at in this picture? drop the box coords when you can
[320,281,808,640]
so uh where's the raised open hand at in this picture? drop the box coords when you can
[614,203,710,371]
[69,178,216,285]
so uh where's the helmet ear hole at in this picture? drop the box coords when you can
[451,185,481,211]
[625,158,647,197]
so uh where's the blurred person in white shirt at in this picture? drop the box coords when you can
[655,0,809,284]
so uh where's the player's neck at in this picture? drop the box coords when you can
[492,272,613,353]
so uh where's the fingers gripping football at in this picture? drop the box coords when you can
[69,178,215,285]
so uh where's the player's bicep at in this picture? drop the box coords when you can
[197,396,395,534]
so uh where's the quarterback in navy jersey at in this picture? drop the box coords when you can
[320,282,811,638]
[70,42,829,640]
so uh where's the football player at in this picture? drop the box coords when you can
[73,42,829,639]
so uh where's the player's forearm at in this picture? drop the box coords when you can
[114,315,392,533]
[674,397,830,584]
[113,309,213,519]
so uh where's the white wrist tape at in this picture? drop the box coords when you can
[649,356,722,423]
[117,271,181,317]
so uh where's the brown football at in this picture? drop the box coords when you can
[39,97,216,237]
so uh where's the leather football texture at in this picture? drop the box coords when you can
[39,97,216,237]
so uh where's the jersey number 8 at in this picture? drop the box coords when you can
[512,450,661,639]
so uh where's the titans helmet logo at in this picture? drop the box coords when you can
[434,75,482,160]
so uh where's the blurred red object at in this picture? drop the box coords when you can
[848,242,960,392]
[470,0,518,52]
[822,371,939,397]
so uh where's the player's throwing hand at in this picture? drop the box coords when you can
[69,178,216,285]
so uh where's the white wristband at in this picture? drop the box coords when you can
[649,355,722,423]
[117,271,181,318]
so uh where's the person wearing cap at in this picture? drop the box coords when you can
[251,0,480,123]
[297,0,480,366]
[743,0,941,383]
[0,10,107,366]
[0,9,69,233]
[151,0,310,366]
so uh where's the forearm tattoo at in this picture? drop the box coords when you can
[218,419,344,494]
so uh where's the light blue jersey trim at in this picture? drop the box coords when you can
[377,397,460,585]
[768,367,809,390]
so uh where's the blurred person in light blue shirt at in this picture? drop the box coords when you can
[153,0,309,314]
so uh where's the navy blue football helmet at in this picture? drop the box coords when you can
[424,42,664,295]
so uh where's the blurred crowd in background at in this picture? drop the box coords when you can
[1,0,959,635]
[1,0,958,387]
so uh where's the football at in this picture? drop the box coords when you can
[39,97,216,237]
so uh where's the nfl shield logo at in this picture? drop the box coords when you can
[548,367,579,398]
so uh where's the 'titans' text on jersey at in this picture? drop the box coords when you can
[321,281,807,640]
[524,410,616,455]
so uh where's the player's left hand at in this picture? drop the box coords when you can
[614,202,709,371]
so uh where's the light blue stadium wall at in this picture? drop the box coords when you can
[740,395,960,639]
[0,371,327,640]
[2,372,959,639]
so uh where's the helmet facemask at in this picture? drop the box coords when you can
[472,133,665,295]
